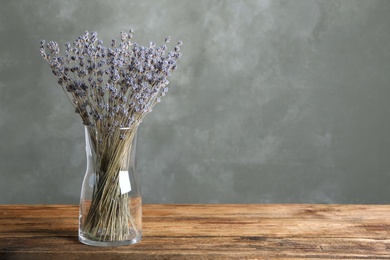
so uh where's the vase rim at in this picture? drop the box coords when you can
[84,125,137,131]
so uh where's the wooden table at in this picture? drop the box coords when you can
[0,204,390,259]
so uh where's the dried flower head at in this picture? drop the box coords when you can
[40,30,182,129]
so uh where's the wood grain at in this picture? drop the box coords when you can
[1,204,390,259]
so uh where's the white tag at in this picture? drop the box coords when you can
[119,171,131,194]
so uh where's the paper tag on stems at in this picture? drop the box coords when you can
[119,171,131,194]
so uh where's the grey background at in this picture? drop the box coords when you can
[1,0,390,204]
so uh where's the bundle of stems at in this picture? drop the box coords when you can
[83,125,138,241]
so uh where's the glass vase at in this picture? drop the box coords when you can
[78,126,142,247]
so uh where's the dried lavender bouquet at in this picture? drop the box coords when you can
[40,30,182,242]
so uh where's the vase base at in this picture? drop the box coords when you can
[78,233,142,247]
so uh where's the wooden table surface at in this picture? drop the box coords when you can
[0,204,390,259]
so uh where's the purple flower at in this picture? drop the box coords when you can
[40,30,183,128]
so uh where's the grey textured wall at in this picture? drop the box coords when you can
[1,0,390,204]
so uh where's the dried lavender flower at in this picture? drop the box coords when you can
[40,30,183,128]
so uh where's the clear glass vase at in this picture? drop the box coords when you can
[78,126,142,247]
